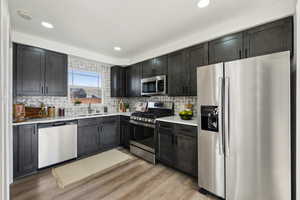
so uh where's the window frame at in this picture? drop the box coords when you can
[68,68,103,104]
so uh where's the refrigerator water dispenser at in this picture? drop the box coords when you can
[201,106,219,132]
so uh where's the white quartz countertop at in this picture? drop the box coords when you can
[12,112,131,126]
[156,115,198,127]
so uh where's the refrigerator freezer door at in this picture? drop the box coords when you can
[224,51,291,200]
[197,63,225,198]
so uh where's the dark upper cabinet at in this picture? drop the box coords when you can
[99,117,120,150]
[13,124,38,179]
[126,63,142,97]
[44,51,68,96]
[111,66,126,97]
[209,32,244,64]
[186,43,209,96]
[15,44,45,96]
[142,56,168,78]
[14,43,68,97]
[244,17,293,58]
[167,50,189,96]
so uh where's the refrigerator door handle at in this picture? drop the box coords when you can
[225,77,230,156]
[218,77,224,155]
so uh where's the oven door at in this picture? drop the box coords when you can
[129,123,155,153]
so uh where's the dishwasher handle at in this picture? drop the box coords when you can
[52,122,67,126]
[38,120,77,129]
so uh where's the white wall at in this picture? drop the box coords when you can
[12,31,130,66]
[0,0,12,199]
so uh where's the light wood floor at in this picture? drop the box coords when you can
[11,157,217,200]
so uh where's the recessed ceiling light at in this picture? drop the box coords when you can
[41,21,54,29]
[17,10,32,20]
[114,46,122,51]
[197,0,210,8]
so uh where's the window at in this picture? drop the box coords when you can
[69,69,102,104]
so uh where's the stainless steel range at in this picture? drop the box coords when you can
[129,102,174,164]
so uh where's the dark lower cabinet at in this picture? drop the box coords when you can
[120,116,131,149]
[99,117,120,150]
[13,124,38,179]
[78,116,120,157]
[78,124,100,157]
[244,16,293,58]
[175,128,198,177]
[158,124,176,166]
[157,122,198,177]
[209,32,244,64]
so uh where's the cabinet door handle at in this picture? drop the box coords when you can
[41,84,44,94]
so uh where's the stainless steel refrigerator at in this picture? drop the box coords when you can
[197,51,291,200]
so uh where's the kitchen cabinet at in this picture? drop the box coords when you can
[15,44,45,96]
[157,122,197,177]
[167,50,190,96]
[14,43,68,97]
[142,56,168,78]
[174,125,198,177]
[44,51,68,96]
[13,124,38,179]
[120,116,131,149]
[244,16,293,58]
[78,116,120,157]
[157,122,175,166]
[111,66,126,97]
[126,63,142,97]
[123,17,292,98]
[209,32,244,64]
[78,119,100,157]
[187,43,209,96]
[99,116,120,150]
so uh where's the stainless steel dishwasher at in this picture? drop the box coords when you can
[38,121,78,169]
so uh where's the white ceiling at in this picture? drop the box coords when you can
[9,0,296,64]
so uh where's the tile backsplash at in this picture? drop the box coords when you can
[124,96,197,116]
[14,55,198,117]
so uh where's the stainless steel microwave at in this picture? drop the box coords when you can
[141,75,167,96]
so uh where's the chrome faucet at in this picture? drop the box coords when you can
[88,103,93,114]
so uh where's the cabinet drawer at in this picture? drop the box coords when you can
[175,124,197,137]
[158,121,174,130]
[100,116,118,124]
[78,118,99,127]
